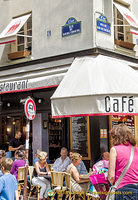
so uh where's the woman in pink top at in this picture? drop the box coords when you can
[108,124,138,200]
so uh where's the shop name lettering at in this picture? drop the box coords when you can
[0,80,28,92]
[105,96,134,112]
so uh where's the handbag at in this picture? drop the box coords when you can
[106,145,134,200]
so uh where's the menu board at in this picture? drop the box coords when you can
[112,115,135,136]
[70,117,90,159]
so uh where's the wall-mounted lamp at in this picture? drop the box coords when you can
[7,102,11,107]
[7,127,11,133]
[38,98,43,104]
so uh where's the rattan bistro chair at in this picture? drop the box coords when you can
[64,172,87,200]
[18,167,25,197]
[28,166,41,200]
[51,171,66,200]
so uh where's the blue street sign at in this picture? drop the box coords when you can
[62,17,81,37]
[96,14,111,34]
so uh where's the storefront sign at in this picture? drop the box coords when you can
[0,80,28,92]
[62,17,81,37]
[24,97,36,120]
[0,73,63,94]
[105,96,134,113]
[97,14,111,34]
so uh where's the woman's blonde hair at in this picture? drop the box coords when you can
[38,151,47,160]
[72,153,82,161]
[110,124,136,146]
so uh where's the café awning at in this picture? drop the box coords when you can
[51,55,138,118]
[0,14,31,44]
[114,2,138,35]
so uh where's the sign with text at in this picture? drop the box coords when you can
[111,115,135,135]
[105,96,134,113]
[62,17,81,37]
[97,14,111,34]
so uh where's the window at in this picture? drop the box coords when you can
[11,14,32,54]
[114,5,132,43]
[17,16,32,52]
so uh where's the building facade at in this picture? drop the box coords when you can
[0,0,137,166]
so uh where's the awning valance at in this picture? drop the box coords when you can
[0,73,65,94]
[51,55,138,118]
[0,14,31,44]
[114,2,138,35]
[0,63,69,94]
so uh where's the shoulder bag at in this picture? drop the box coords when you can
[106,145,134,200]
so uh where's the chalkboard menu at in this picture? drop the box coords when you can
[70,117,90,159]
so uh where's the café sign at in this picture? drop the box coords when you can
[96,14,111,34]
[104,96,135,113]
[62,17,81,37]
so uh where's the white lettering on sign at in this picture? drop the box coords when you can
[105,96,134,113]
[0,80,28,92]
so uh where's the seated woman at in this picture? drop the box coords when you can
[10,150,25,180]
[69,149,88,174]
[66,153,90,192]
[32,151,51,200]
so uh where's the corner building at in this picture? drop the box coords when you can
[0,0,137,167]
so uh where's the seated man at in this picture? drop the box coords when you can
[69,149,88,174]
[53,147,70,172]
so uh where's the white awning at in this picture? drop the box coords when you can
[114,2,138,35]
[0,63,70,94]
[0,14,31,44]
[51,55,138,118]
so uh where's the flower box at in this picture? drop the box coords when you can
[8,50,30,60]
[115,39,135,50]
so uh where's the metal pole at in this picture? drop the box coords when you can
[23,120,30,200]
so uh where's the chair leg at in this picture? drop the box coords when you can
[69,194,72,200]
[72,193,76,200]
[28,185,34,199]
[37,187,40,200]
[18,185,21,197]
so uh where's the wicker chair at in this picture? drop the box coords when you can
[18,167,25,198]
[64,172,87,200]
[27,166,41,200]
[51,171,66,200]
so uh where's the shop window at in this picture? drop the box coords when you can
[114,4,134,50]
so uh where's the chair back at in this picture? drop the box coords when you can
[18,167,25,183]
[51,171,65,188]
[48,164,54,171]
[28,166,34,183]
[65,172,71,191]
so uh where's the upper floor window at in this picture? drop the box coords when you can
[17,15,32,52]
[114,4,132,43]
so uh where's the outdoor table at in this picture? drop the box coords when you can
[38,174,51,179]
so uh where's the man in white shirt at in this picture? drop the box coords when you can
[53,147,70,172]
